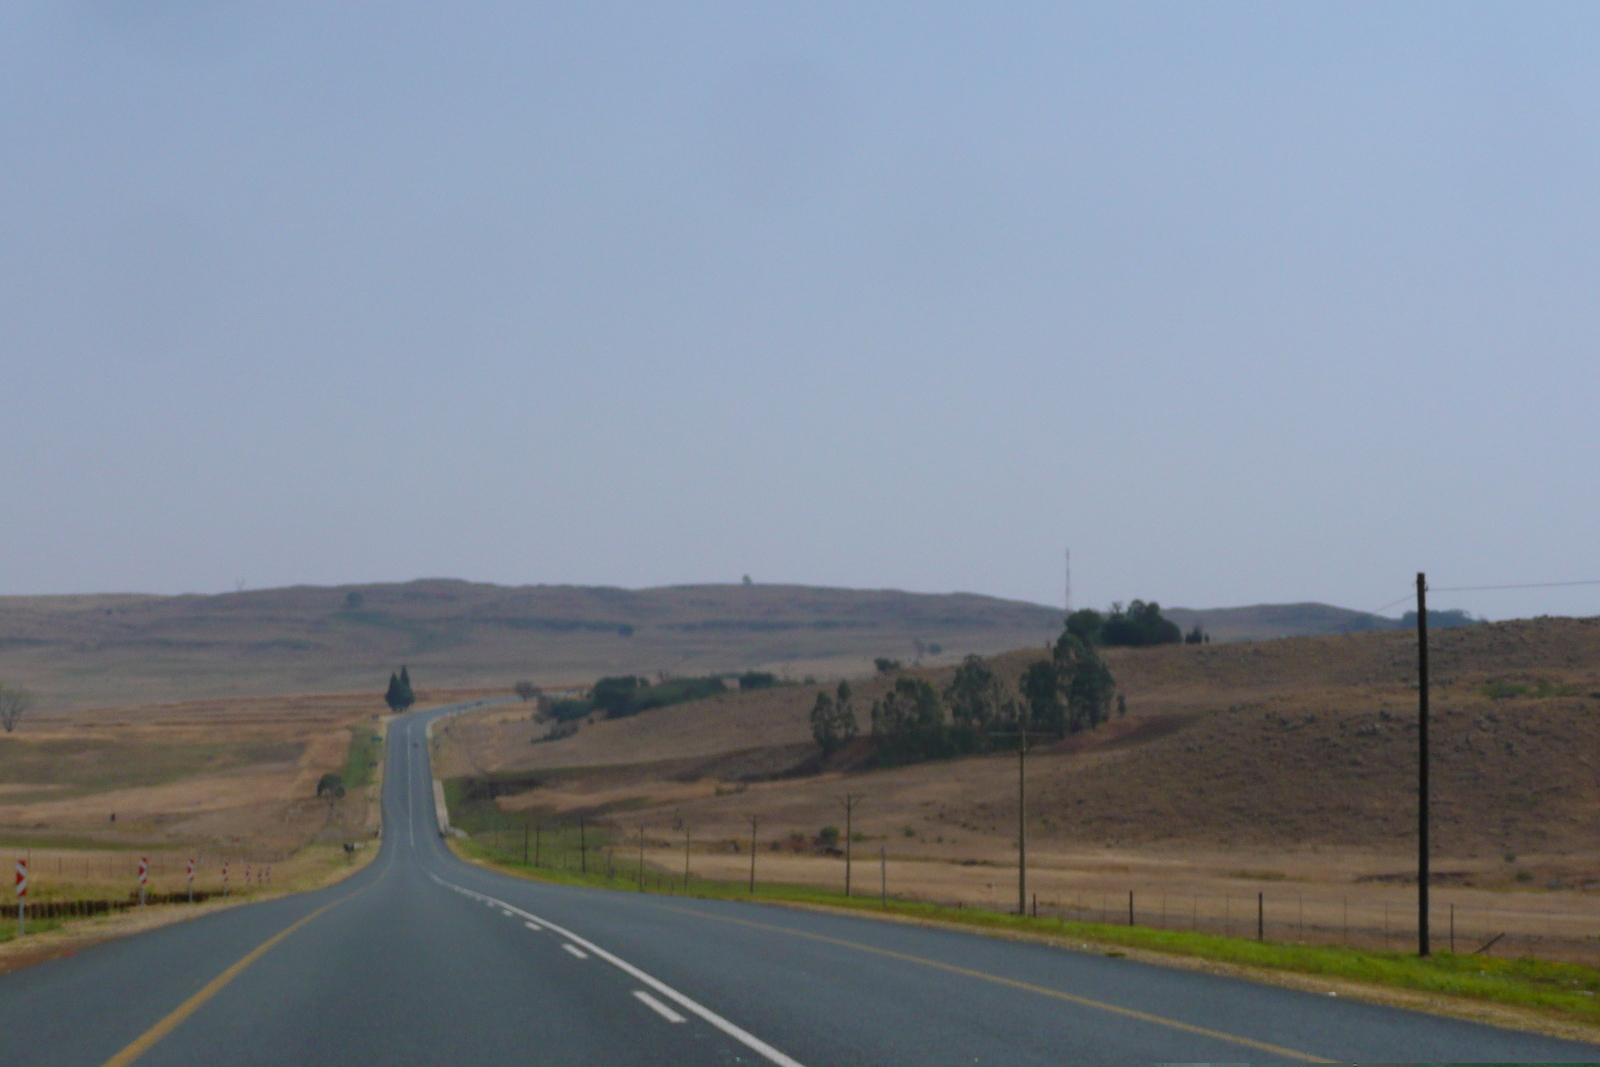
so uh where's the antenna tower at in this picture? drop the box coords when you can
[1065,549,1072,614]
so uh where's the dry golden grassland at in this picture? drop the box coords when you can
[0,581,1064,711]
[437,617,1600,962]
[0,689,426,908]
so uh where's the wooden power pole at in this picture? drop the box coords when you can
[1417,572,1430,957]
[838,794,863,897]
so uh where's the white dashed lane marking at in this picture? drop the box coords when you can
[428,873,805,1067]
[634,991,687,1023]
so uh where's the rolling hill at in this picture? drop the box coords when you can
[0,580,1066,710]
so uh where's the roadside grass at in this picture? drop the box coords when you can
[454,836,1600,1030]
[341,727,383,791]
[0,917,62,944]
[0,738,305,800]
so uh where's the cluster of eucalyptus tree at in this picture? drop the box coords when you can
[867,629,1117,767]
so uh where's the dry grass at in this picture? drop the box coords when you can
[0,690,412,902]
[0,580,1065,711]
[436,616,1600,961]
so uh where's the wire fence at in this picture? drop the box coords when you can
[471,823,1600,964]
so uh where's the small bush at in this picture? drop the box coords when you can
[818,826,840,848]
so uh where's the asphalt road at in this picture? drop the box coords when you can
[3,701,1595,1065]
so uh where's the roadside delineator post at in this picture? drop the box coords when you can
[222,861,229,897]
[138,855,149,907]
[186,858,194,903]
[15,857,26,934]
[1257,892,1264,941]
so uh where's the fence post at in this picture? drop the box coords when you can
[1257,892,1264,941]
[1450,903,1455,954]
[1128,891,1134,927]
[880,846,887,908]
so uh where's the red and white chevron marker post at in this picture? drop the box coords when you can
[186,858,194,903]
[221,860,229,897]
[15,857,26,935]
[244,864,251,890]
[138,855,149,907]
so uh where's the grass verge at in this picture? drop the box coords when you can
[452,836,1600,1033]
[341,726,383,791]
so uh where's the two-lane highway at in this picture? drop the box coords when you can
[3,703,1596,1065]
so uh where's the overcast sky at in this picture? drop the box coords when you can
[5,3,1597,620]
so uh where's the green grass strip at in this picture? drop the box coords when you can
[456,837,1600,1029]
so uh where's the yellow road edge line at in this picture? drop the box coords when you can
[658,904,1336,1064]
[100,896,352,1067]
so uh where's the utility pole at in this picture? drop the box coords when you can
[838,794,863,897]
[1417,572,1430,957]
[1018,721,1029,917]
[747,816,759,894]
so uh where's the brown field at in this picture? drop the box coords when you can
[0,580,1409,713]
[437,616,1600,961]
[0,688,451,905]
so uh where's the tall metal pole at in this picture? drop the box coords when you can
[1417,572,1431,957]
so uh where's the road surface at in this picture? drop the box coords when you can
[2,701,1595,1065]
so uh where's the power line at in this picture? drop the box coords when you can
[1369,593,1415,616]
[1368,577,1600,617]
[1431,579,1600,593]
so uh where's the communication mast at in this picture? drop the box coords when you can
[1065,549,1072,613]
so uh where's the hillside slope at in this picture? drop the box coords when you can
[0,580,1063,710]
[445,616,1600,858]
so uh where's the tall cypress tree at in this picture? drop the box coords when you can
[384,672,402,712]
[398,665,415,710]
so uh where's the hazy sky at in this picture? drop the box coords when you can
[5,3,1598,620]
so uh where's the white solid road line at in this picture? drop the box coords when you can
[429,873,806,1067]
[562,944,589,959]
[633,990,686,1024]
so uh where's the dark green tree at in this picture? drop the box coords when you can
[1184,623,1205,645]
[1065,608,1105,645]
[1100,600,1182,647]
[944,654,1012,751]
[869,677,944,764]
[1018,660,1065,736]
[397,665,416,709]
[1053,631,1115,731]
[810,682,859,757]
[384,672,404,712]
